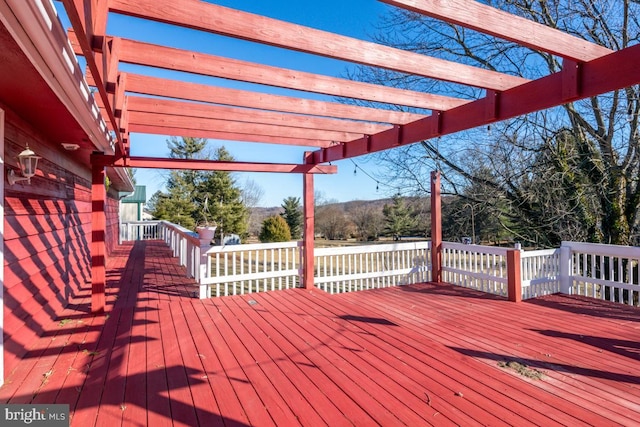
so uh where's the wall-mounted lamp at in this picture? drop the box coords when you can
[8,144,40,185]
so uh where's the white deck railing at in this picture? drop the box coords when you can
[120,222,640,306]
[199,242,301,298]
[520,248,562,299]
[314,241,431,294]
[564,241,640,306]
[442,242,509,297]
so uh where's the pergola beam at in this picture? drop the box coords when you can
[96,156,338,174]
[320,44,640,162]
[108,0,528,91]
[381,0,612,62]
[69,32,469,112]
[118,73,426,124]
[127,97,392,135]
[128,124,333,148]
[127,111,364,143]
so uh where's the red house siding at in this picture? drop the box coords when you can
[105,189,120,256]
[2,106,119,377]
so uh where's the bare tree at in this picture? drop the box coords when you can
[349,202,385,241]
[316,205,352,240]
[241,178,265,236]
[353,0,640,247]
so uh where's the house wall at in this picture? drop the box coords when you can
[2,105,119,377]
[120,202,141,222]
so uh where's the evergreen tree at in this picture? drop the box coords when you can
[382,195,416,240]
[150,139,248,237]
[280,197,302,239]
[151,137,204,228]
[197,146,249,238]
[259,215,292,243]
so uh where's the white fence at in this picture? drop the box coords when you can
[119,222,640,306]
[442,242,509,297]
[314,241,431,294]
[199,242,301,298]
[565,241,640,306]
[520,248,562,299]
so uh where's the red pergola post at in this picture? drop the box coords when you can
[430,171,442,283]
[302,152,315,290]
[507,249,522,302]
[91,162,106,314]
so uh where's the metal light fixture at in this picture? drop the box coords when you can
[8,144,40,185]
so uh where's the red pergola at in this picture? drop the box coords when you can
[59,0,640,312]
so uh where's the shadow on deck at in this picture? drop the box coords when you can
[1,240,639,426]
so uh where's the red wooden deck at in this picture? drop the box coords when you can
[1,240,639,426]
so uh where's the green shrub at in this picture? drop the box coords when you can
[259,215,292,242]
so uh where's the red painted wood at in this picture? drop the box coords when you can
[127,96,391,135]
[430,171,442,283]
[115,36,466,111]
[302,160,315,290]
[506,249,522,302]
[2,240,638,426]
[109,0,527,91]
[319,44,640,164]
[119,73,424,125]
[214,298,323,426]
[114,156,338,175]
[60,0,124,155]
[196,303,277,426]
[339,285,639,425]
[128,110,363,143]
[128,123,332,148]
[222,296,360,426]
[382,0,612,61]
[282,290,541,426]
[90,163,106,314]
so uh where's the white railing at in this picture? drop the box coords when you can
[441,242,509,297]
[160,222,202,285]
[314,241,431,294]
[119,222,640,306]
[520,248,562,299]
[564,241,640,306]
[199,241,301,298]
[119,220,162,242]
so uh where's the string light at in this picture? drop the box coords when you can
[349,159,404,194]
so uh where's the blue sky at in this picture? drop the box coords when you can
[59,0,395,206]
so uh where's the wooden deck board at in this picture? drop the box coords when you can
[1,240,639,426]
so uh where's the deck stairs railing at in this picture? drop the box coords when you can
[120,221,640,306]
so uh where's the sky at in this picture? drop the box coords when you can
[58,0,397,207]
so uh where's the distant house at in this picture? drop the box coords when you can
[120,186,147,222]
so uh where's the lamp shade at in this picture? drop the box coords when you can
[17,146,40,178]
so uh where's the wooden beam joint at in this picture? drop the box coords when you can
[484,90,500,123]
[562,59,582,101]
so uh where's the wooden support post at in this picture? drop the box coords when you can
[430,171,442,283]
[302,152,315,290]
[91,162,106,313]
[507,249,522,303]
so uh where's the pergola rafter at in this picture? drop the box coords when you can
[69,32,470,112]
[108,0,529,91]
[126,97,393,136]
